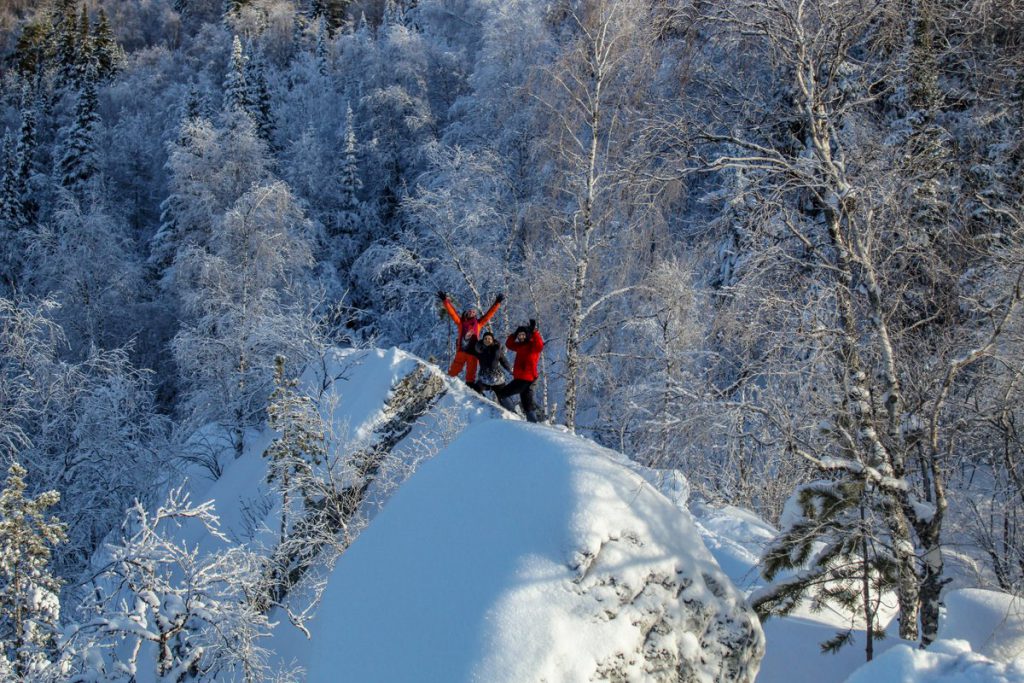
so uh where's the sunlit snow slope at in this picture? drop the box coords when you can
[175,348,764,682]
[277,419,763,682]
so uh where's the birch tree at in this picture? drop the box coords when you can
[537,0,658,430]
[678,0,1024,644]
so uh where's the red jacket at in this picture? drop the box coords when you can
[443,298,500,352]
[506,331,544,382]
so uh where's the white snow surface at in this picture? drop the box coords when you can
[160,348,763,681]
[845,639,1024,683]
[843,589,1024,683]
[274,418,762,682]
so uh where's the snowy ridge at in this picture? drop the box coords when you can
[273,419,763,682]
[174,348,764,681]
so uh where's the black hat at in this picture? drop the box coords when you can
[514,325,529,337]
[481,330,495,341]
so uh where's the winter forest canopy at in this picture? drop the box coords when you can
[0,0,1023,679]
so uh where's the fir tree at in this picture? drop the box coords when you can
[12,20,49,77]
[0,130,26,292]
[244,42,275,144]
[92,9,121,81]
[335,104,364,241]
[315,15,329,76]
[382,0,402,26]
[15,88,37,204]
[0,135,21,228]
[57,64,101,192]
[76,4,92,70]
[311,0,348,34]
[223,35,251,116]
[0,462,67,678]
[52,0,79,86]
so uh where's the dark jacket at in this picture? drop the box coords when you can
[474,339,512,385]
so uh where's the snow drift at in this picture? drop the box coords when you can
[844,589,1024,683]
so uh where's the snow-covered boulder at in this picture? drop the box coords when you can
[285,419,764,682]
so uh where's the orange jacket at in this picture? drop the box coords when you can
[443,298,501,352]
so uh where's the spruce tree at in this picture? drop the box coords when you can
[13,20,49,77]
[223,35,251,116]
[57,64,101,192]
[315,15,329,76]
[244,42,275,144]
[0,135,20,227]
[53,0,79,86]
[92,9,121,81]
[0,134,24,293]
[15,89,37,206]
[76,4,92,70]
[336,103,363,240]
[0,462,67,678]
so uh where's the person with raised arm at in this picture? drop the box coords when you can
[436,290,503,386]
[496,318,544,423]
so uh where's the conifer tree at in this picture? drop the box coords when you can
[753,478,898,662]
[76,4,92,71]
[0,135,21,228]
[315,15,329,75]
[15,89,37,209]
[335,103,363,242]
[223,35,251,116]
[244,42,275,144]
[0,462,67,678]
[92,9,121,81]
[311,0,348,34]
[0,135,24,294]
[49,0,81,87]
[57,64,101,192]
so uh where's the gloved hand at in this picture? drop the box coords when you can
[495,293,505,304]
[527,318,537,334]
[436,290,447,302]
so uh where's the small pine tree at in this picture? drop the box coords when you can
[57,64,101,192]
[0,462,67,678]
[752,478,897,661]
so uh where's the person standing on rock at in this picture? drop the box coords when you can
[496,319,544,423]
[437,290,503,386]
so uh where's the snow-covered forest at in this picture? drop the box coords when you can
[1,0,1023,680]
